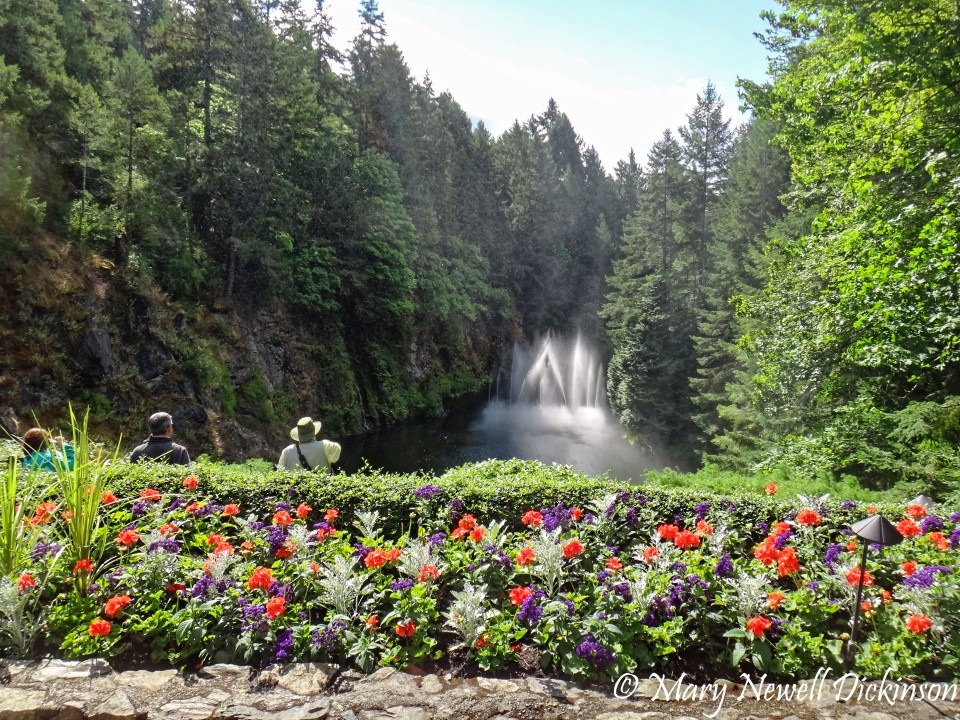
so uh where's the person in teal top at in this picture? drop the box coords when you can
[21,427,75,472]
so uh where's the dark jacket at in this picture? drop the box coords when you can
[129,436,191,465]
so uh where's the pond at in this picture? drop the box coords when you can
[336,392,667,483]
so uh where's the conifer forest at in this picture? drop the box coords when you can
[1,0,958,491]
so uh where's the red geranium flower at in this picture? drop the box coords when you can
[104,594,132,618]
[206,533,224,546]
[642,546,659,561]
[796,509,821,526]
[777,547,801,577]
[510,586,532,606]
[847,541,858,552]
[516,548,536,566]
[928,532,949,551]
[117,529,140,546]
[100,492,118,505]
[366,615,379,629]
[846,567,874,587]
[674,530,701,550]
[906,504,927,520]
[469,527,487,543]
[265,596,286,619]
[222,504,240,517]
[275,541,296,559]
[182,476,198,490]
[902,561,917,576]
[159,523,179,536]
[897,519,921,538]
[475,634,490,648]
[384,547,402,562]
[522,510,543,527]
[166,583,185,593]
[418,565,440,583]
[606,557,623,571]
[324,508,339,523]
[696,520,714,536]
[18,573,36,592]
[906,614,933,634]
[396,620,416,638]
[657,524,679,541]
[563,539,584,558]
[214,541,234,556]
[765,483,778,495]
[570,507,583,521]
[365,550,388,569]
[139,488,161,503]
[73,558,94,574]
[746,616,772,638]
[247,567,275,591]
[772,522,791,536]
[89,619,111,637]
[767,592,784,610]
[753,537,779,566]
[273,510,293,526]
[296,503,312,519]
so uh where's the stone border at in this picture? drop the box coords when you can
[1,659,958,720]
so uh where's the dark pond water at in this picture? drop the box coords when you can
[336,393,667,483]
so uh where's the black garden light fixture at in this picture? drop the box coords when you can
[909,494,935,509]
[844,514,904,666]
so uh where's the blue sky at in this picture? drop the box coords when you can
[323,0,776,171]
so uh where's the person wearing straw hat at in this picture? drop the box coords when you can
[278,416,341,472]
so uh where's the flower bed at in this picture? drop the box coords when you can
[2,458,958,681]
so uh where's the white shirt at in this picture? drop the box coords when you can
[278,439,341,472]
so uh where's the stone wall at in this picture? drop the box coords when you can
[1,659,958,720]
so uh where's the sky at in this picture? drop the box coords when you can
[321,0,777,172]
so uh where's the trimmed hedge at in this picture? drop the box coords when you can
[108,457,900,539]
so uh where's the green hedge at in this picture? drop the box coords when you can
[107,458,901,538]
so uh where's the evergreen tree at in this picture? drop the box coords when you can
[690,119,790,452]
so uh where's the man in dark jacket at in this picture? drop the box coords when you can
[129,412,191,465]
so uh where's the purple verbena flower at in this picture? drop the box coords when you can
[903,565,952,590]
[920,515,944,534]
[575,635,616,670]
[694,502,711,521]
[311,620,346,653]
[823,543,844,568]
[518,595,543,626]
[714,554,734,578]
[413,484,442,500]
[147,539,180,554]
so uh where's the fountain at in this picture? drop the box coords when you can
[494,331,607,409]
[340,332,658,482]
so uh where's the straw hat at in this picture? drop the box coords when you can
[290,417,322,442]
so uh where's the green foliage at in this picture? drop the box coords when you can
[239,371,274,423]
[53,407,122,593]
[181,345,235,418]
[727,0,960,484]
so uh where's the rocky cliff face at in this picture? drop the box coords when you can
[0,236,496,461]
